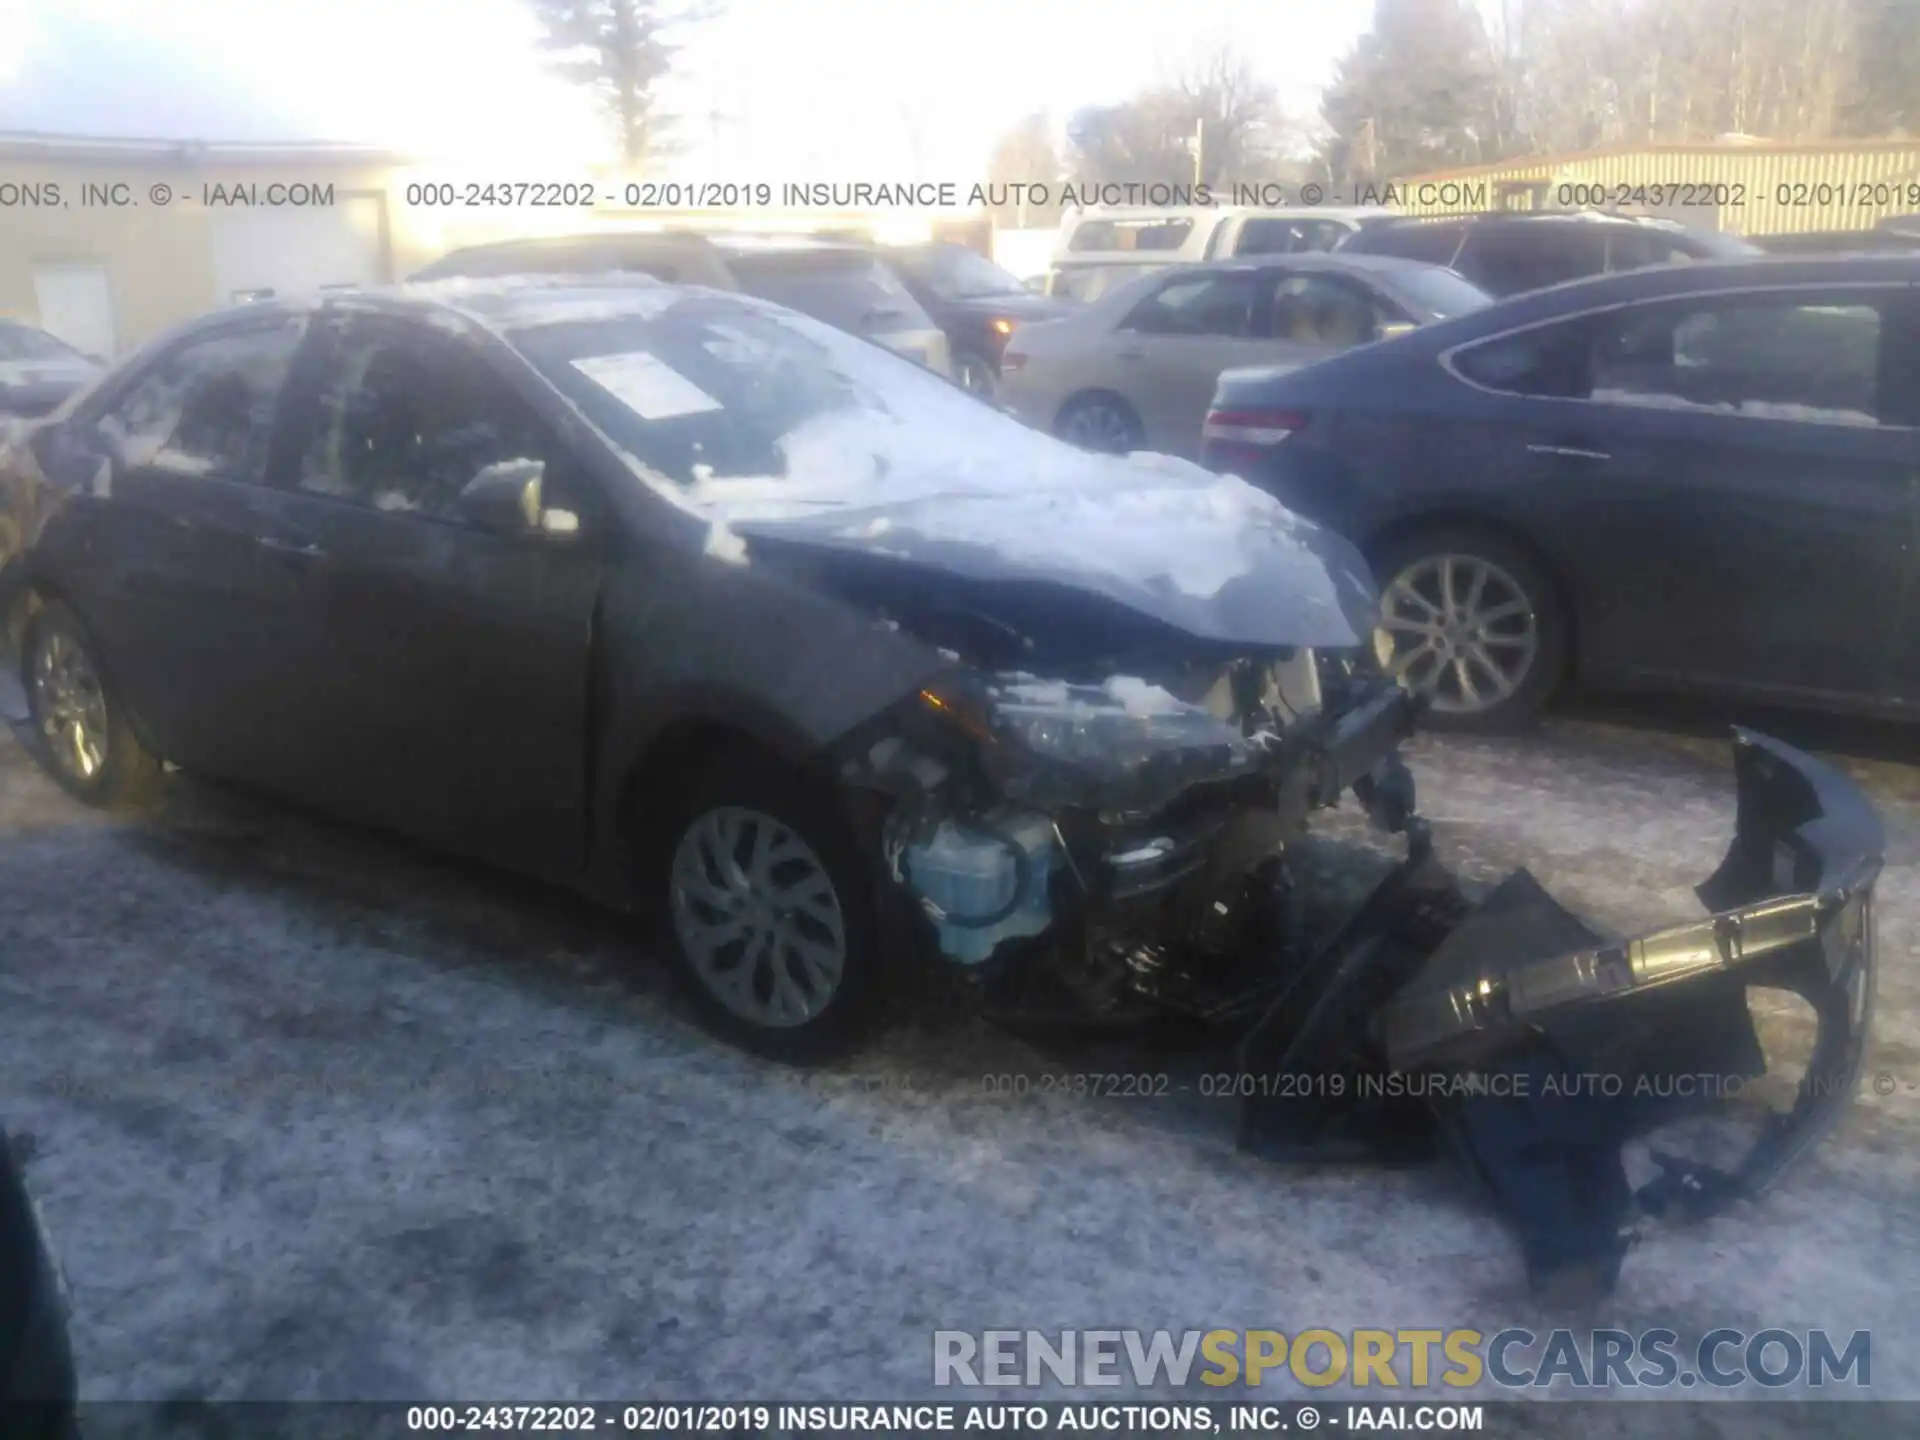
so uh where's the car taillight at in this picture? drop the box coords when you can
[1002,350,1028,371]
[1201,408,1306,447]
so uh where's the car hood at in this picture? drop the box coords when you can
[677,405,1381,653]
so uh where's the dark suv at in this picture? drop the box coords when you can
[415,233,954,378]
[884,242,1070,398]
[1336,211,1757,298]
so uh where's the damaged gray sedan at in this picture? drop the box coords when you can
[0,277,1883,1295]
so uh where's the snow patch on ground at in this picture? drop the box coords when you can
[1,712,1918,1404]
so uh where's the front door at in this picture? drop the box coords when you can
[1106,268,1294,456]
[254,314,607,878]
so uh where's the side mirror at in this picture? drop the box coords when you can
[457,458,579,539]
[1024,275,1050,294]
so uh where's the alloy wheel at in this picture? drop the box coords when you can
[1059,400,1138,453]
[1375,553,1540,716]
[669,805,849,1028]
[30,629,110,785]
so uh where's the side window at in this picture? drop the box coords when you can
[1606,229,1684,273]
[1452,320,1595,399]
[1120,271,1262,337]
[1590,296,1885,425]
[1235,219,1353,256]
[297,325,555,518]
[1358,223,1464,265]
[1456,226,1607,296]
[1268,274,1386,346]
[93,322,304,479]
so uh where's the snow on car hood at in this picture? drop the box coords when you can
[680,402,1380,651]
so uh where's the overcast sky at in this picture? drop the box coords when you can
[0,0,1373,177]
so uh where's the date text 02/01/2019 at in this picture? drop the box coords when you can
[401,1402,1485,1434]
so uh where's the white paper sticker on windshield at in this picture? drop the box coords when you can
[572,351,722,421]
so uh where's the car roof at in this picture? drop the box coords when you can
[1137,252,1464,282]
[1067,205,1392,222]
[1363,209,1692,231]
[1406,252,1920,338]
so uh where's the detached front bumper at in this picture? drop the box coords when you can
[1239,729,1881,1297]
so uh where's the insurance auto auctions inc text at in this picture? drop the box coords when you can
[776,181,1490,210]
[934,1328,1871,1391]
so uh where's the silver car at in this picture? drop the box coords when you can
[1000,254,1490,457]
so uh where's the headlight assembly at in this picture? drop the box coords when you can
[920,671,1261,816]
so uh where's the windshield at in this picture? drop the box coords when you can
[1381,266,1492,319]
[508,292,1005,489]
[894,245,1027,299]
[722,251,935,335]
[0,322,87,363]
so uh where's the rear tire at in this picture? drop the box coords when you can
[21,600,163,811]
[1054,392,1144,454]
[1369,527,1568,733]
[649,753,885,1064]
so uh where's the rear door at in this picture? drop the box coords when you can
[39,317,310,778]
[253,313,608,876]
[1452,284,1920,707]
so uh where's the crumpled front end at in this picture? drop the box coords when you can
[1239,728,1880,1297]
[835,646,1421,1027]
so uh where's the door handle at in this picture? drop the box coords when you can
[1115,349,1145,361]
[256,535,325,565]
[1527,442,1611,461]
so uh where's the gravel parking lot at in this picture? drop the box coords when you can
[2,678,1917,1425]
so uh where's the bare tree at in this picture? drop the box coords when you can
[530,0,716,168]
[1319,0,1499,183]
[1164,43,1288,184]
[982,112,1066,225]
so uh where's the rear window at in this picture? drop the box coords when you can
[724,251,933,333]
[1066,218,1196,253]
[1348,222,1465,265]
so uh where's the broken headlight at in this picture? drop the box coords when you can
[922,672,1262,818]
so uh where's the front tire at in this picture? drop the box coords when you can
[1370,527,1568,732]
[21,600,163,811]
[653,756,884,1064]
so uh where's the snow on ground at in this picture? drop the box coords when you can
[1,679,1917,1431]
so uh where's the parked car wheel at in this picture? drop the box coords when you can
[1369,527,1568,732]
[655,756,883,1063]
[954,352,999,400]
[1054,392,1144,454]
[22,600,163,810]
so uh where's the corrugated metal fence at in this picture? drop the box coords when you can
[1392,144,1920,235]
